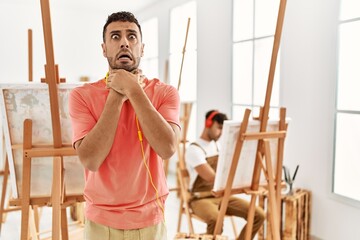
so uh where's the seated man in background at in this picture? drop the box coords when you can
[185,110,265,240]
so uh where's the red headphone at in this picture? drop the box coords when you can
[205,111,219,128]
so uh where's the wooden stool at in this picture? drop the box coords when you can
[258,188,312,240]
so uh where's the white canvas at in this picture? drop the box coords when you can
[0,83,84,199]
[213,118,289,193]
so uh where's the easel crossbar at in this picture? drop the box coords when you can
[24,147,76,158]
[11,143,73,150]
[9,195,85,207]
[241,131,286,140]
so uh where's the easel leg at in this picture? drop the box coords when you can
[276,108,287,229]
[177,198,183,233]
[244,148,265,240]
[21,119,33,240]
[20,161,31,240]
[61,207,69,240]
[33,205,40,233]
[29,206,39,240]
[244,195,257,240]
[0,155,9,231]
[186,207,194,234]
[60,158,69,240]
[263,140,280,240]
[52,156,62,240]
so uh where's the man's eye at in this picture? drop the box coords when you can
[129,34,137,40]
[111,34,120,39]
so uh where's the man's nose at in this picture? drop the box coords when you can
[120,38,129,48]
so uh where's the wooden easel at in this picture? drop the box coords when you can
[0,149,21,232]
[175,17,192,171]
[213,108,288,239]
[164,101,193,178]
[2,1,84,239]
[164,18,192,178]
[177,102,193,170]
[213,0,287,239]
[0,28,34,233]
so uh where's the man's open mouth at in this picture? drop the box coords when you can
[118,53,132,61]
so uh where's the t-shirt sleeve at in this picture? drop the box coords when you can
[157,85,181,129]
[185,144,207,169]
[68,88,97,147]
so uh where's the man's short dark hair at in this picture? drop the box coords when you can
[205,110,228,125]
[102,11,142,42]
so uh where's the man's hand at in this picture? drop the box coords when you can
[132,69,146,88]
[106,69,145,99]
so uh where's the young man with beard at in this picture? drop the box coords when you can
[185,110,265,240]
[69,11,180,240]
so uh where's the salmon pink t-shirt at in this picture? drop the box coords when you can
[69,78,180,229]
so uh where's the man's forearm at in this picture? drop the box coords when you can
[128,89,179,160]
[76,90,124,171]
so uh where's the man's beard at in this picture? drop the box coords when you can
[207,131,220,142]
[108,57,141,72]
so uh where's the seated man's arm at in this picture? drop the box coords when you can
[195,163,216,183]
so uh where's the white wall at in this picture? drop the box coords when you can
[1,0,360,239]
[0,2,108,83]
[281,0,360,239]
[196,0,232,126]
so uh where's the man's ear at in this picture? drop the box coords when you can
[141,43,145,57]
[101,43,107,57]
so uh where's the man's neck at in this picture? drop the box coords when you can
[200,129,211,142]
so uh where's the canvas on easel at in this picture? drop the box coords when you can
[0,83,84,199]
[213,118,290,194]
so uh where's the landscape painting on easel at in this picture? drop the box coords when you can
[0,83,84,199]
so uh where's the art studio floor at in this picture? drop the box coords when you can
[0,161,244,240]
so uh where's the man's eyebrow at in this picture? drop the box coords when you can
[109,30,121,35]
[127,29,139,35]
[109,29,138,35]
